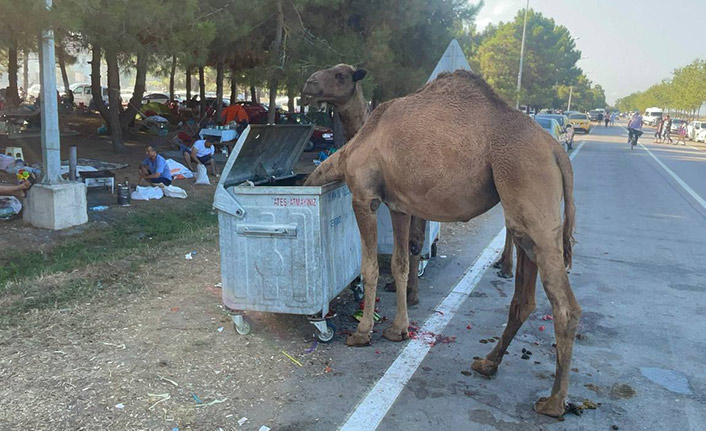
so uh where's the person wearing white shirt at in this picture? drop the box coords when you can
[186,138,218,176]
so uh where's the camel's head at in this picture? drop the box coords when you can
[301,64,367,107]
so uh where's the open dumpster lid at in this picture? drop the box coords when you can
[223,124,314,187]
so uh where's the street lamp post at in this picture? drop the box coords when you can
[515,0,530,110]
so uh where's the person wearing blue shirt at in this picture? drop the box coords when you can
[138,145,172,186]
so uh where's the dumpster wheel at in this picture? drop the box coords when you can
[231,315,252,335]
[316,321,336,343]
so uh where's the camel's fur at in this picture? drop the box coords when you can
[304,66,579,417]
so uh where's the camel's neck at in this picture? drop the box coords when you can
[336,85,368,140]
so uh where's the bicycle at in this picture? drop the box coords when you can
[628,129,643,150]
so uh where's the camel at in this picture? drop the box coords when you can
[302,64,428,306]
[302,65,579,417]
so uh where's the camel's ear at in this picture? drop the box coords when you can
[352,68,368,82]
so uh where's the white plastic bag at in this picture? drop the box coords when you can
[163,185,188,199]
[194,163,210,185]
[166,158,194,179]
[0,196,22,218]
[131,186,163,200]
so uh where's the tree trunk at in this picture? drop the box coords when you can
[198,65,206,121]
[120,51,147,129]
[105,46,126,152]
[287,82,295,113]
[250,85,256,103]
[22,51,29,96]
[267,0,284,124]
[186,67,192,101]
[169,55,176,101]
[90,44,110,122]
[7,40,20,107]
[216,61,224,122]
[56,45,71,97]
[230,69,237,103]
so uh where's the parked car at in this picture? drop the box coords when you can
[142,93,170,105]
[669,118,686,133]
[534,117,564,146]
[686,120,706,141]
[695,128,706,143]
[588,110,604,122]
[568,113,591,133]
[234,101,269,124]
[642,107,663,126]
[536,114,574,148]
[70,83,110,108]
[277,112,334,151]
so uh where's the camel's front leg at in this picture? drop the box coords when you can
[383,210,412,342]
[347,198,380,346]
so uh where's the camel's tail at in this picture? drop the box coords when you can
[304,149,345,186]
[556,149,576,268]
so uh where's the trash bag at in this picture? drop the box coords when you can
[163,185,188,199]
[131,186,163,200]
[194,164,210,185]
[0,196,22,219]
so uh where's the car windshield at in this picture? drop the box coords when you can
[535,118,554,130]
[569,114,587,119]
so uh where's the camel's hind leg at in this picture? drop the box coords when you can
[347,198,381,347]
[493,228,514,278]
[472,244,537,376]
[382,210,412,341]
[384,216,426,306]
[532,243,581,417]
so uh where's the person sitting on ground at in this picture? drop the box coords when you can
[185,137,218,176]
[138,145,172,186]
[0,180,31,198]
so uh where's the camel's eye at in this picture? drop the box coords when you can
[335,73,345,83]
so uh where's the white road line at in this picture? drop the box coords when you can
[339,136,588,431]
[620,125,706,212]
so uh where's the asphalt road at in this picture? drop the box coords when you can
[255,121,706,430]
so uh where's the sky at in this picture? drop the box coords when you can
[474,0,706,105]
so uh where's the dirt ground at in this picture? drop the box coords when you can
[1,112,338,430]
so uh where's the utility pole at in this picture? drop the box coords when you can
[515,0,530,110]
[567,86,573,111]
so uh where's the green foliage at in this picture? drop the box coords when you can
[616,59,706,114]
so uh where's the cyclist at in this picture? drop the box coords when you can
[627,111,643,146]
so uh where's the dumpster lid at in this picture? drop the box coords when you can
[224,124,314,187]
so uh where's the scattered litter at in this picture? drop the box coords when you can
[440,255,448,258]
[353,310,381,323]
[193,398,227,408]
[238,417,248,426]
[185,251,197,260]
[422,366,432,371]
[282,350,303,367]
[170,307,180,312]
[305,340,318,354]
[542,314,553,321]
[90,205,109,211]
[565,399,599,417]
[534,361,541,364]
[324,366,332,373]
[259,426,271,431]
[461,370,473,376]
[215,282,222,288]
[172,428,179,431]
[375,350,381,354]
[217,327,224,333]
[147,393,171,410]
[612,426,619,430]
[101,342,126,350]
[115,403,124,409]
[539,325,546,331]
[191,393,203,404]
[434,310,445,315]
[158,375,179,387]
[466,325,473,330]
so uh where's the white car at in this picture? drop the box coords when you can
[142,93,170,105]
[70,83,110,108]
[687,120,706,141]
[696,128,706,143]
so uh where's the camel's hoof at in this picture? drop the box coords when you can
[407,294,419,306]
[471,358,499,376]
[534,395,566,418]
[345,331,371,347]
[382,326,409,342]
[383,281,396,292]
[496,270,513,279]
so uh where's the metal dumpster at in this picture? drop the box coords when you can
[213,124,362,342]
[377,205,440,276]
